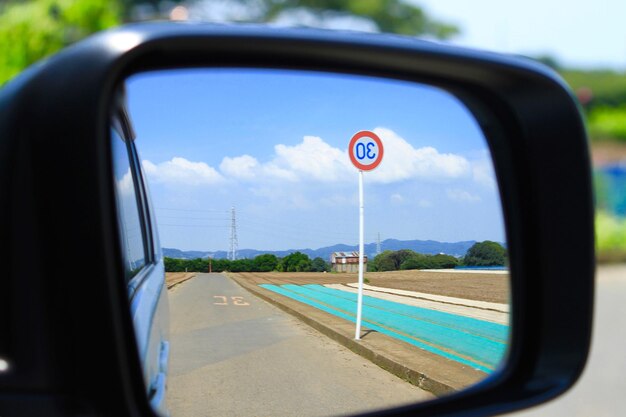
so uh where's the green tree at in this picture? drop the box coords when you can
[311,257,330,272]
[188,258,208,272]
[371,250,395,271]
[252,254,279,272]
[388,249,417,270]
[211,258,231,272]
[278,251,312,272]
[399,253,432,270]
[430,254,459,269]
[164,257,183,272]
[0,0,123,85]
[463,241,507,267]
[229,258,255,272]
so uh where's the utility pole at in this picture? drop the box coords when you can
[229,206,238,261]
[376,232,382,255]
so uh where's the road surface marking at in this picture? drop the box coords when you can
[213,295,250,306]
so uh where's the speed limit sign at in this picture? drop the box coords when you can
[348,130,384,171]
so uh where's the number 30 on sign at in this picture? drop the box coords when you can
[348,130,384,171]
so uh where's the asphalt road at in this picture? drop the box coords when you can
[513,264,626,417]
[166,273,432,417]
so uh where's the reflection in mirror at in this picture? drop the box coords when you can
[115,68,510,416]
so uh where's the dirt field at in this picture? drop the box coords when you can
[166,272,195,289]
[232,269,510,304]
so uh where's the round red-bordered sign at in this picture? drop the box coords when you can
[348,130,384,171]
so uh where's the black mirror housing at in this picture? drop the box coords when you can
[0,23,594,416]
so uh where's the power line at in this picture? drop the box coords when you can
[155,206,380,250]
[157,215,230,221]
[156,207,229,213]
[158,223,229,228]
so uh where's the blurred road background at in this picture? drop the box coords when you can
[514,265,626,417]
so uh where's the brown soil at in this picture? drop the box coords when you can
[232,270,510,304]
[166,272,195,289]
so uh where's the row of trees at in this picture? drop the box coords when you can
[164,251,330,273]
[369,250,459,272]
[369,241,507,272]
[165,241,506,273]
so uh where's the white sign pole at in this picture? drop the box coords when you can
[348,130,383,341]
[355,169,364,340]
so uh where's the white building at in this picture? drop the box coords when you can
[330,251,367,273]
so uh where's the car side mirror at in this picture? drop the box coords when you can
[0,23,594,417]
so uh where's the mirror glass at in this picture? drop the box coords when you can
[114,68,510,416]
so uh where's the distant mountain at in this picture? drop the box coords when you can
[162,248,213,259]
[163,239,477,261]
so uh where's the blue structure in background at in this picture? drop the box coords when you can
[596,163,626,217]
[454,266,507,271]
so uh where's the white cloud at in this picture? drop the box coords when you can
[261,163,299,182]
[142,157,224,186]
[144,128,474,192]
[446,188,482,203]
[390,193,404,204]
[116,169,135,197]
[272,136,351,182]
[368,128,471,183]
[215,128,471,185]
[219,154,259,180]
[472,157,497,189]
[218,154,300,182]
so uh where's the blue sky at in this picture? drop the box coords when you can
[413,0,626,70]
[127,69,504,252]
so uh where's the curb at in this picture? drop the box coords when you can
[229,274,476,396]
[166,273,196,290]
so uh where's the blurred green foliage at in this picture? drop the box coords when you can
[558,69,626,142]
[588,106,626,142]
[561,70,626,110]
[0,0,122,85]
[596,210,626,261]
[0,0,458,86]
[261,0,459,38]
